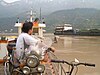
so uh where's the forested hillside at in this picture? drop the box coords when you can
[0,8,100,32]
[45,8,100,32]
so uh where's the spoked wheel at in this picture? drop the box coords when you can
[4,62,14,75]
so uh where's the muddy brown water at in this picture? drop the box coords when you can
[0,35,100,75]
[53,35,100,75]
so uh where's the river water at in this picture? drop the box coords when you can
[53,35,100,75]
[0,35,100,75]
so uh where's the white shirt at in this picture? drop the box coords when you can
[16,33,38,59]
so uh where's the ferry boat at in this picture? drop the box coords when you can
[54,24,100,36]
[54,24,74,35]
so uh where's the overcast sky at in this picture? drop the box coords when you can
[3,0,20,3]
[2,0,100,9]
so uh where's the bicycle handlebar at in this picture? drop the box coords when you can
[51,59,95,75]
[51,59,70,65]
[51,59,95,67]
[77,63,95,67]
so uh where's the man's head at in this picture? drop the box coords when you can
[34,18,39,22]
[22,22,33,35]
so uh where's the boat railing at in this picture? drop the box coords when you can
[46,52,66,75]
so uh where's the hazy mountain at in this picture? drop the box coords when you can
[0,0,68,18]
[0,8,100,33]
[0,0,100,18]
[0,0,100,32]
[45,8,100,32]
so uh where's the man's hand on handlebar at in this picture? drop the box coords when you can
[48,47,56,52]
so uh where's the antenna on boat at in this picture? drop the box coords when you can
[30,8,33,22]
[39,8,45,24]
[40,7,42,23]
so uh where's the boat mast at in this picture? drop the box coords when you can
[40,8,42,23]
[30,8,33,22]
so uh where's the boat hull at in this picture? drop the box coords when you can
[54,31,100,36]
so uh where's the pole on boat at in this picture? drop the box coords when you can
[30,8,33,22]
[33,8,46,38]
